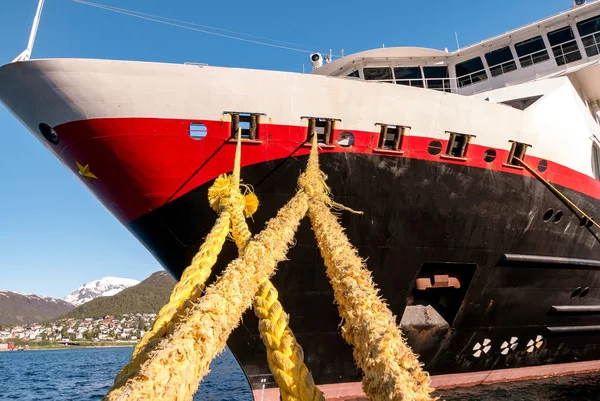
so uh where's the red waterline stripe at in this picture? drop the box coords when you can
[52,118,600,223]
[252,359,600,400]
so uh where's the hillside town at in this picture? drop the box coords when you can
[0,313,156,349]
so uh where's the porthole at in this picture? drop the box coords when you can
[483,149,496,162]
[571,287,582,298]
[189,122,207,140]
[428,140,443,155]
[580,287,590,298]
[553,210,564,223]
[38,123,59,145]
[580,216,595,228]
[543,209,554,222]
[337,132,354,147]
[538,160,548,172]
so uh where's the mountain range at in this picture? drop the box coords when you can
[0,272,175,325]
[63,271,175,319]
[64,277,140,306]
[0,291,74,325]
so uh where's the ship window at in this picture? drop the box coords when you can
[455,57,488,88]
[423,66,451,92]
[189,123,208,140]
[363,67,393,82]
[394,67,424,87]
[347,70,360,78]
[376,124,408,151]
[229,112,260,140]
[445,132,472,158]
[548,26,582,66]
[577,15,600,56]
[485,46,517,77]
[506,141,531,166]
[305,117,337,145]
[515,36,550,67]
[592,144,600,180]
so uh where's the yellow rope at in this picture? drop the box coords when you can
[105,133,433,401]
[253,281,324,401]
[113,209,231,387]
[308,200,436,401]
[515,156,600,230]
[103,133,322,401]
[305,136,435,401]
[227,131,324,401]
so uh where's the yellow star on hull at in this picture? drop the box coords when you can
[76,161,98,181]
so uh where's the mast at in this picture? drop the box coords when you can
[12,0,45,63]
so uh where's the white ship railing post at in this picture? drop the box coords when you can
[12,0,45,63]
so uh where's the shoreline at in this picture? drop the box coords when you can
[0,343,137,352]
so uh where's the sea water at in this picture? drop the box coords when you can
[1,347,600,400]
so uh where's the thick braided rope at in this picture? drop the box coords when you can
[253,281,325,401]
[228,134,324,401]
[112,130,255,388]
[103,137,322,401]
[113,209,231,387]
[307,199,436,400]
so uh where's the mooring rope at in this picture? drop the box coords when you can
[104,134,434,401]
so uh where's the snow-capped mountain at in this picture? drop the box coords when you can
[0,290,75,325]
[63,277,140,306]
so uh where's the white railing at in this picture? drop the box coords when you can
[373,77,456,93]
[517,49,550,67]
[456,68,488,88]
[488,59,517,77]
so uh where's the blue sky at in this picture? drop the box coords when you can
[0,0,572,298]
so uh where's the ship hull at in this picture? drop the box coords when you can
[130,152,600,398]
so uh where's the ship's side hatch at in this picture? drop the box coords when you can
[401,262,477,361]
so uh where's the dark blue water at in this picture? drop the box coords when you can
[0,347,251,401]
[1,347,600,400]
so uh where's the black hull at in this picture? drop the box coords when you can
[129,153,600,391]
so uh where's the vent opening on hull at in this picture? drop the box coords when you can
[39,122,59,145]
[375,123,409,152]
[226,112,262,140]
[442,132,473,160]
[409,262,477,326]
[505,140,532,167]
[303,117,339,145]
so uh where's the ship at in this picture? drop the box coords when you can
[1,0,600,399]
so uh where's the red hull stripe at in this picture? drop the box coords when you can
[53,117,600,223]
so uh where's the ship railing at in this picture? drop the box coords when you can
[488,59,518,77]
[395,77,455,93]
[363,75,501,96]
[580,31,600,57]
[184,62,209,67]
[456,68,489,90]
[518,49,551,68]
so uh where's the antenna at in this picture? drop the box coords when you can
[455,31,460,51]
[13,0,45,62]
